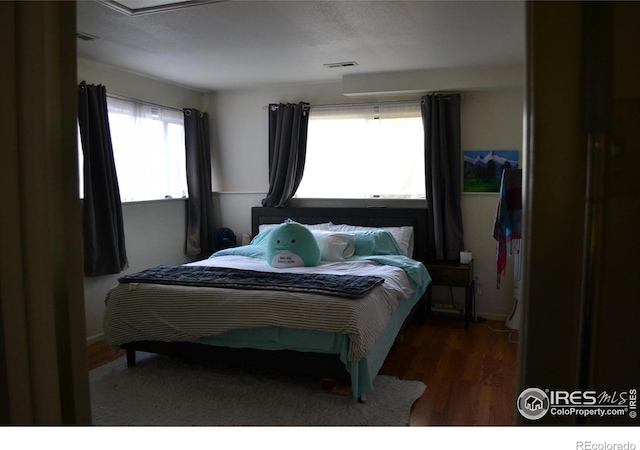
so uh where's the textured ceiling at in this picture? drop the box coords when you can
[76,0,526,92]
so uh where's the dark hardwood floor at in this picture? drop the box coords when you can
[380,316,519,425]
[87,316,519,426]
[87,339,125,371]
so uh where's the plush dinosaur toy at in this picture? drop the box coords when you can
[266,219,321,268]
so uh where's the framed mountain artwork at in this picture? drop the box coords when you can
[463,150,519,193]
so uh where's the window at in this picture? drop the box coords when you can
[79,96,187,202]
[295,101,425,199]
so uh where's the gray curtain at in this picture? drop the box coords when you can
[184,108,214,256]
[262,102,310,207]
[421,93,465,261]
[77,81,128,276]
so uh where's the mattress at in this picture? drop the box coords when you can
[104,254,426,362]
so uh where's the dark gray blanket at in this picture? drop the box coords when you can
[119,265,384,299]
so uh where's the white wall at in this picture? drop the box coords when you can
[79,61,524,340]
[207,76,524,320]
[458,90,523,319]
[78,59,205,110]
[78,60,206,342]
[208,80,433,238]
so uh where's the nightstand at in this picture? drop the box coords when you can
[424,260,474,329]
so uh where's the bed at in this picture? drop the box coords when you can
[103,206,431,402]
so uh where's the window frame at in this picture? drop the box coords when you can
[78,94,188,203]
[294,100,426,200]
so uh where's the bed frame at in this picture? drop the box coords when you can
[122,206,428,384]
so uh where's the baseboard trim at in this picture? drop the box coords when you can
[87,333,104,346]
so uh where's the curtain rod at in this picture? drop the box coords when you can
[261,103,311,111]
[106,92,185,114]
[310,94,471,109]
[260,95,470,111]
[261,99,420,111]
[311,99,422,110]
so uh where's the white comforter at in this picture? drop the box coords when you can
[104,255,416,361]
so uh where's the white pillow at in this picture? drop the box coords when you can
[258,222,332,234]
[310,231,355,261]
[327,224,414,257]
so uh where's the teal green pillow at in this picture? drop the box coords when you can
[353,230,405,256]
[266,219,321,268]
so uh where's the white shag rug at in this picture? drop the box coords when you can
[90,353,425,426]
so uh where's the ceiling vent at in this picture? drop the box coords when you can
[323,61,359,69]
[77,32,100,41]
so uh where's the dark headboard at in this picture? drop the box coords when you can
[251,206,428,263]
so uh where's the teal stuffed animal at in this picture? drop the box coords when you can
[266,219,321,268]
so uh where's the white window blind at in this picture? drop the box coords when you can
[78,96,188,202]
[107,96,187,202]
[295,101,425,199]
